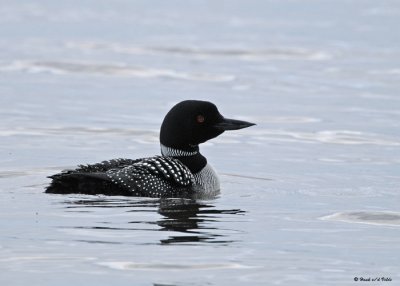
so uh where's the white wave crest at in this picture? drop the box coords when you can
[0,60,235,82]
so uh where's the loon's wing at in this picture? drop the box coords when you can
[46,156,194,197]
[48,158,141,181]
[45,158,141,196]
[76,158,141,173]
[106,156,194,197]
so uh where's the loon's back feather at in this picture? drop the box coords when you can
[46,156,195,197]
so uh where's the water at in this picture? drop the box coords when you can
[1,0,400,285]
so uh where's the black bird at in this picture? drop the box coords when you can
[46,100,255,198]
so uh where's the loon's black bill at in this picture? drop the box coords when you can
[214,118,255,131]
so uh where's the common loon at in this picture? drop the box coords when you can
[46,100,255,198]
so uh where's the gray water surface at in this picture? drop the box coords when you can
[1,1,400,285]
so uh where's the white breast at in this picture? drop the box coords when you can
[193,164,220,197]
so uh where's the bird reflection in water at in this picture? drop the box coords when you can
[64,197,245,245]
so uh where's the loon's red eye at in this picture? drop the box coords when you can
[196,115,205,123]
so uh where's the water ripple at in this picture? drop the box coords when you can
[97,261,250,270]
[321,211,400,226]
[0,60,235,82]
[0,126,157,137]
[248,130,400,146]
[65,41,332,61]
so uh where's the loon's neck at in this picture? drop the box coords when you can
[160,144,207,173]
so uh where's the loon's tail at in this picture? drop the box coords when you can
[45,172,131,196]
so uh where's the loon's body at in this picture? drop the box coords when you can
[46,100,254,198]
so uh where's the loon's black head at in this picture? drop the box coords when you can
[160,100,255,150]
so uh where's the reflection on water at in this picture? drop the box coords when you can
[158,199,244,244]
[63,197,245,245]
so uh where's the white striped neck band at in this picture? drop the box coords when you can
[160,144,199,157]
